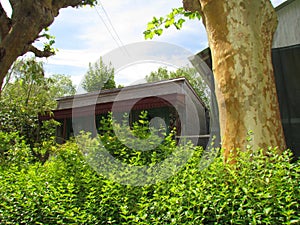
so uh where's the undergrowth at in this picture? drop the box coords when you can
[0,113,299,224]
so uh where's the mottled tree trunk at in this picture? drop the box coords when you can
[184,0,286,160]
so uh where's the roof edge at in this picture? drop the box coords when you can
[275,0,296,11]
[56,77,188,101]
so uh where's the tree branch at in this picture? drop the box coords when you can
[37,33,49,39]
[182,0,202,12]
[0,0,97,92]
[27,45,54,58]
[52,0,97,11]
[183,0,205,27]
[53,0,83,10]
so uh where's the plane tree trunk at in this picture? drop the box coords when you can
[184,0,286,160]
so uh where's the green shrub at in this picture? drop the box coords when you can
[0,113,299,224]
[134,148,300,225]
[0,131,33,168]
[0,120,58,166]
[96,111,178,165]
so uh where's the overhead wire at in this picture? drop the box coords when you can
[94,3,130,57]
[94,7,121,48]
[98,1,128,50]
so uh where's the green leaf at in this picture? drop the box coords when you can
[154,29,163,36]
[165,18,174,28]
[264,207,272,215]
[147,22,155,30]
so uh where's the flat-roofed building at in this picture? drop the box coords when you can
[40,78,209,147]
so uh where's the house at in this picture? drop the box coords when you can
[40,78,209,147]
[190,0,300,157]
[272,0,300,48]
[272,0,300,158]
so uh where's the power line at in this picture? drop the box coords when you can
[98,2,127,50]
[94,7,121,49]
[94,3,130,56]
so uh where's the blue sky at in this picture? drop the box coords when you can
[0,0,287,87]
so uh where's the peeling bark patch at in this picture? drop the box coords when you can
[239,2,246,11]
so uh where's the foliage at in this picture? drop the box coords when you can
[0,58,56,142]
[82,57,116,92]
[48,74,76,98]
[144,7,201,39]
[0,58,72,160]
[77,0,99,7]
[82,111,180,167]
[40,27,57,56]
[146,66,210,108]
[0,113,299,224]
[0,132,33,168]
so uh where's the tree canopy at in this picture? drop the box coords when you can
[49,74,76,98]
[82,57,116,92]
[146,66,210,108]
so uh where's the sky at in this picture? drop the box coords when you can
[0,0,287,88]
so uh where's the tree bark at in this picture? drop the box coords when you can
[184,0,286,160]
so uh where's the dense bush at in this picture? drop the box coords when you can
[0,132,33,168]
[0,114,299,224]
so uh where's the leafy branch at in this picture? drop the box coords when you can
[143,7,201,39]
[40,28,57,55]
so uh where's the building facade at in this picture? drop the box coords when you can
[40,78,209,147]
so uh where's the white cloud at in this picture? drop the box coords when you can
[44,0,206,86]
[43,0,287,86]
[115,63,168,86]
